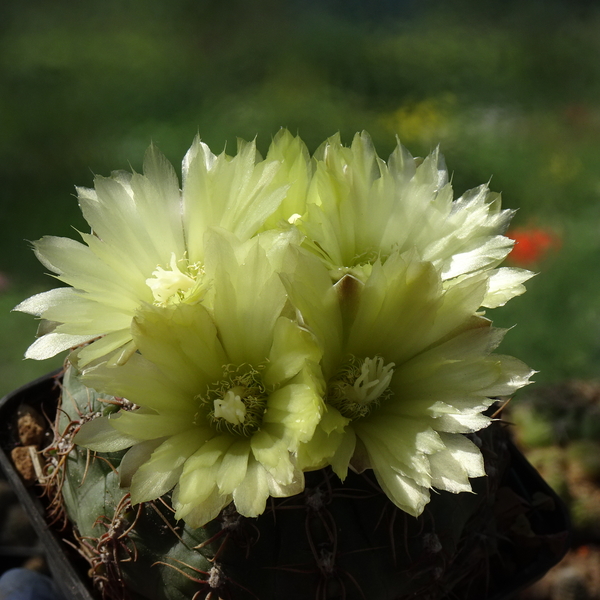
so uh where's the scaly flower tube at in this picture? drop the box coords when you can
[282,247,534,517]
[14,134,298,367]
[74,234,323,527]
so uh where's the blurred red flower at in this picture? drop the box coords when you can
[506,227,561,266]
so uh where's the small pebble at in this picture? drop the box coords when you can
[17,405,46,448]
[10,447,37,486]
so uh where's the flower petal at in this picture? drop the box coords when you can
[108,411,196,441]
[119,438,166,488]
[263,317,322,387]
[131,303,226,391]
[482,267,534,308]
[128,429,207,503]
[232,457,271,518]
[24,332,97,360]
[428,433,485,493]
[173,484,231,527]
[216,439,250,495]
[81,353,196,413]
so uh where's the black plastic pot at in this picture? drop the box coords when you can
[0,464,46,576]
[0,371,571,600]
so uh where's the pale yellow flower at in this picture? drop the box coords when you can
[17,129,535,525]
[282,247,533,516]
[15,137,292,366]
[298,131,532,309]
[74,234,323,527]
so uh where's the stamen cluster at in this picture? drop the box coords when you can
[327,356,395,419]
[200,366,267,437]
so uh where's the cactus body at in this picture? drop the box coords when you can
[45,365,556,600]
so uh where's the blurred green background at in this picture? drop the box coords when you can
[2,0,600,396]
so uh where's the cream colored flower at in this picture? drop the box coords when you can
[298,132,532,308]
[18,129,535,524]
[74,235,324,527]
[282,247,533,517]
[15,137,292,367]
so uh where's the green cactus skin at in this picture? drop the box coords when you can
[42,366,557,600]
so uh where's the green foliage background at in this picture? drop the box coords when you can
[2,0,600,396]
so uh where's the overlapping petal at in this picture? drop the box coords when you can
[21,130,536,525]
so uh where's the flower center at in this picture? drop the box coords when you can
[199,366,267,437]
[327,356,395,419]
[146,253,204,306]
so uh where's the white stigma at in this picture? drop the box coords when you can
[146,253,195,305]
[213,387,247,426]
[345,357,395,405]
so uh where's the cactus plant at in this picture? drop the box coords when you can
[42,363,543,600]
[14,131,551,599]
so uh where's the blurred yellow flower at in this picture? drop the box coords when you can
[381,94,456,144]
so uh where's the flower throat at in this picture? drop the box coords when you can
[197,365,267,437]
[327,356,395,419]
